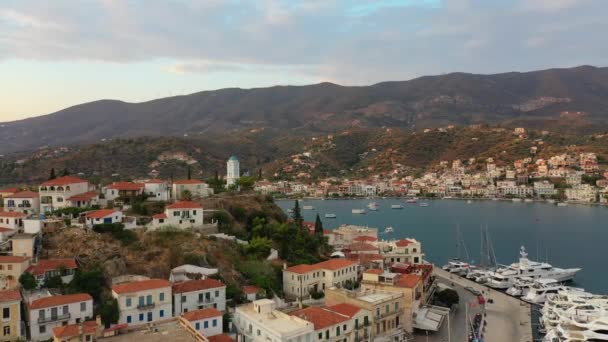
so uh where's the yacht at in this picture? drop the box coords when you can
[485,246,581,289]
[406,198,418,203]
[512,198,522,202]
[324,213,336,219]
[442,259,472,275]
[302,205,315,210]
[352,209,366,214]
[549,317,608,342]
[524,198,534,203]
[466,200,472,204]
[557,202,568,207]
[521,279,584,304]
[541,290,608,334]
[391,204,404,209]
[505,276,536,297]
[384,227,394,233]
[419,202,429,207]
[367,202,380,211]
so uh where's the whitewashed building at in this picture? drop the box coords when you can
[112,279,172,326]
[226,156,240,188]
[172,180,213,200]
[282,259,358,299]
[2,191,40,215]
[182,308,223,337]
[26,293,93,341]
[85,209,123,227]
[150,201,204,229]
[140,179,170,201]
[172,278,226,315]
[39,176,90,213]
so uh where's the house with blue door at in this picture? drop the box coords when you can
[181,308,223,337]
[112,279,173,326]
[85,209,123,227]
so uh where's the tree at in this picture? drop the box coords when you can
[99,294,119,326]
[61,168,69,176]
[436,289,460,308]
[69,269,105,301]
[49,168,56,180]
[314,214,323,234]
[236,176,256,191]
[187,166,192,180]
[43,275,64,289]
[19,272,36,290]
[181,189,193,201]
[245,237,273,259]
[292,200,303,229]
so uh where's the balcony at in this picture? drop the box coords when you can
[18,203,32,208]
[137,303,155,310]
[38,313,70,324]
[198,297,213,304]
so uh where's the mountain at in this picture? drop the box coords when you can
[1,65,608,154]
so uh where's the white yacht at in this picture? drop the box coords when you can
[419,202,429,207]
[442,259,472,275]
[521,279,584,304]
[302,205,315,210]
[557,202,568,207]
[324,213,336,219]
[486,246,581,289]
[367,202,380,211]
[352,209,365,214]
[384,227,394,233]
[505,276,536,297]
[550,317,608,342]
[391,204,404,209]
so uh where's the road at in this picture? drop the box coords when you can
[413,267,533,342]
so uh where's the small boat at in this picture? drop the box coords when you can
[524,198,533,203]
[467,200,472,204]
[491,197,499,201]
[557,202,568,207]
[406,198,417,203]
[367,202,380,211]
[287,209,294,213]
[419,203,429,207]
[512,198,522,202]
[384,227,394,233]
[302,205,315,210]
[547,199,556,204]
[352,209,366,214]
[391,204,403,209]
[324,213,336,219]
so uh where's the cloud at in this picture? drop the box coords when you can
[0,0,607,85]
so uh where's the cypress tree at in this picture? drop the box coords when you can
[314,214,323,234]
[292,200,303,229]
[49,168,56,180]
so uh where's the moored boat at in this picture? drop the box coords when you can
[352,209,365,214]
[324,213,336,218]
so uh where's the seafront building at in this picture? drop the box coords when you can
[282,259,359,299]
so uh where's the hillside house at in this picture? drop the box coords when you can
[150,201,204,229]
[67,191,100,208]
[26,258,78,287]
[0,290,23,340]
[181,308,223,337]
[85,209,123,227]
[172,180,213,200]
[26,293,93,341]
[140,179,171,202]
[0,255,32,290]
[112,279,172,326]
[3,191,40,215]
[172,278,226,315]
[39,176,91,213]
[104,182,145,202]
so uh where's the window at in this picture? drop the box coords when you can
[126,298,132,307]
[159,219,164,223]
[63,305,69,315]
[192,210,197,215]
[343,324,346,331]
[39,310,45,319]
[325,330,329,339]
[394,303,399,311]
[336,326,340,336]
[159,292,165,301]
[57,197,63,202]
[173,211,181,217]
[39,325,46,334]
[256,329,260,336]
[7,265,11,271]
[138,296,144,307]
[1,326,9,336]
[195,322,200,330]
[85,335,92,342]
[160,310,164,318]
[204,321,209,329]
[81,302,86,312]
[386,305,389,314]
[215,290,219,297]
[2,307,9,319]
[146,295,152,305]
[139,313,144,321]
[318,333,322,339]
[212,319,217,327]
[181,296,186,303]
[127,316,132,323]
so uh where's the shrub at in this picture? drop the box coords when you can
[93,223,138,246]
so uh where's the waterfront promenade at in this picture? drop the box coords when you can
[432,266,533,342]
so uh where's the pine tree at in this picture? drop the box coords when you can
[314,214,323,234]
[292,200,303,229]
[49,168,56,180]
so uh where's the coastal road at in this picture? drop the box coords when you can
[414,267,533,342]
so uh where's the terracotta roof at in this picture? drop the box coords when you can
[166,201,202,209]
[86,209,119,219]
[285,259,356,274]
[182,308,222,322]
[208,334,235,342]
[68,191,98,201]
[112,279,171,294]
[395,239,413,247]
[364,268,383,275]
[107,182,145,191]
[290,307,349,330]
[0,188,19,194]
[0,211,26,218]
[30,293,92,309]
[396,274,421,288]
[327,303,362,318]
[153,213,167,219]
[41,176,87,186]
[347,242,378,252]
[353,236,377,242]
[0,290,21,303]
[0,228,13,233]
[26,258,78,276]
[172,279,225,294]
[5,191,38,198]
[53,320,97,338]
[173,179,205,185]
[0,255,29,263]
[242,286,261,294]
[103,323,128,333]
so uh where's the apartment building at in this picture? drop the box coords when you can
[112,279,172,326]
[26,293,93,341]
[172,278,226,314]
[283,259,358,299]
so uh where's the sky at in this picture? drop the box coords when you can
[1,0,607,121]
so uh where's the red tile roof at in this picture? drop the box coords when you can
[242,286,261,294]
[395,274,421,288]
[395,239,413,247]
[327,303,362,318]
[172,279,225,294]
[166,201,202,209]
[0,290,21,303]
[290,307,350,330]
[112,279,171,294]
[26,258,78,276]
[53,320,97,338]
[86,209,119,219]
[68,191,98,201]
[107,182,145,191]
[364,268,383,275]
[285,259,356,274]
[30,293,92,309]
[182,308,222,322]
[41,176,87,186]
[353,236,377,242]
[346,242,378,252]
[5,191,38,198]
[208,334,235,342]
[173,179,205,185]
[0,228,13,233]
[0,188,19,194]
[153,213,167,219]
[0,255,30,263]
[0,211,26,218]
